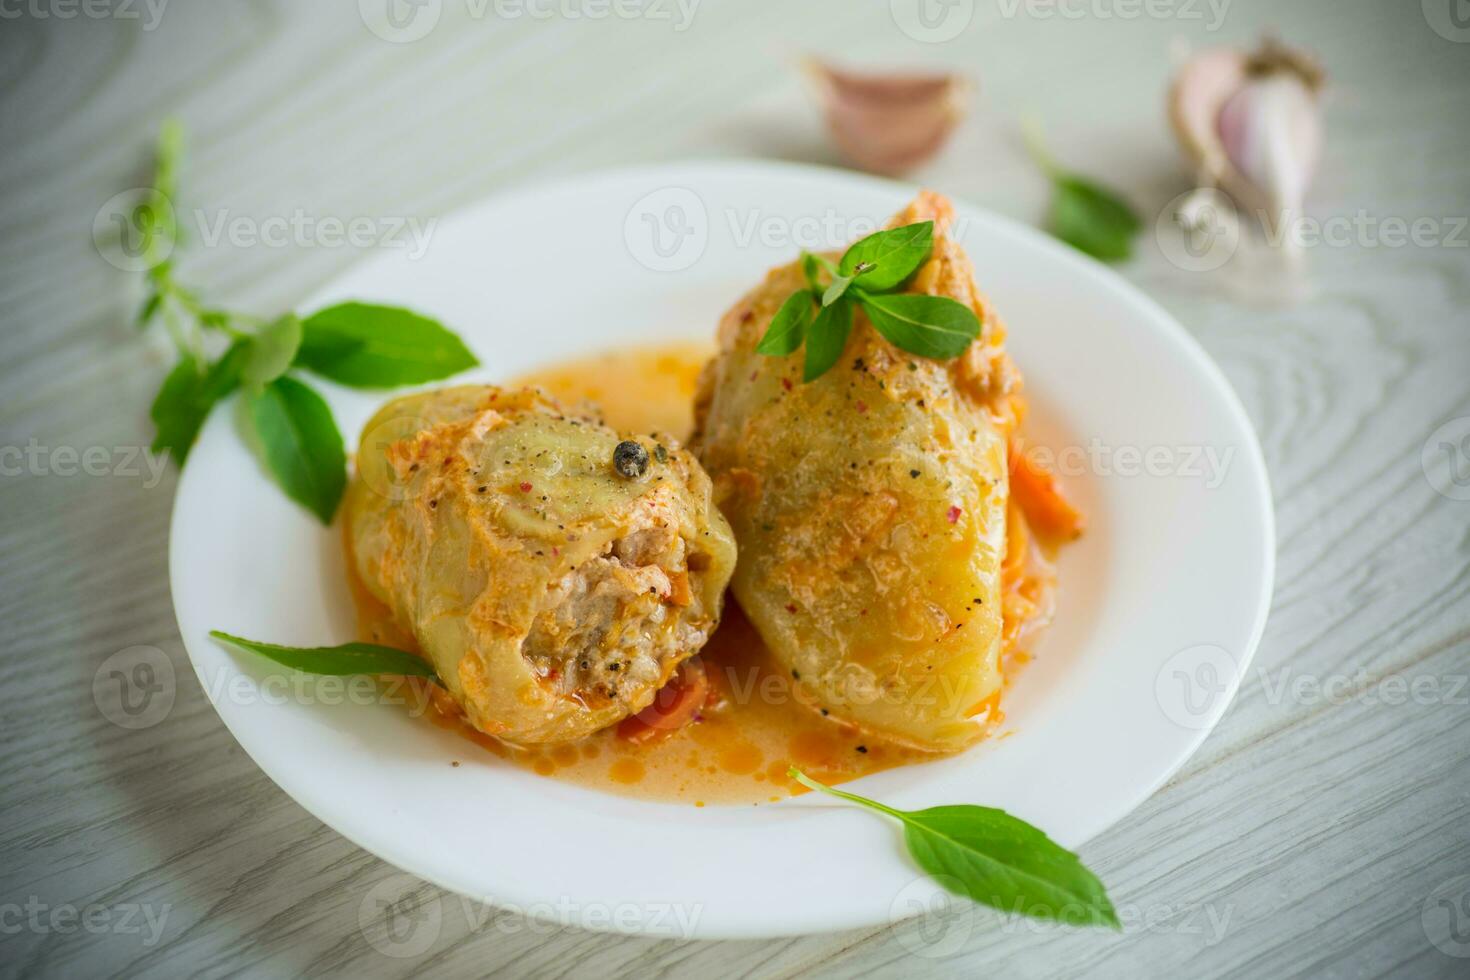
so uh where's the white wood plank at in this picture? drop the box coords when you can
[1,0,1468,976]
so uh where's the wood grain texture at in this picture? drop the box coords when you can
[1,1,1468,977]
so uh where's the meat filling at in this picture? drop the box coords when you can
[522,519,711,710]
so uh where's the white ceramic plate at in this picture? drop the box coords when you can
[172,161,1274,939]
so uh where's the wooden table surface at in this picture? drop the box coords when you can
[2,1,1467,976]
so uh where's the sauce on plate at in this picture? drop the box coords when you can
[346,344,1050,805]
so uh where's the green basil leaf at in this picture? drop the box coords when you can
[209,630,439,681]
[822,275,853,308]
[153,118,184,205]
[1050,176,1141,262]
[839,221,933,291]
[241,314,303,387]
[859,292,980,360]
[803,296,853,382]
[137,292,163,329]
[149,341,249,464]
[902,806,1119,929]
[790,769,1119,930]
[755,290,813,356]
[296,302,477,388]
[801,252,824,293]
[249,376,346,524]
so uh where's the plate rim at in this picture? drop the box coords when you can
[170,158,1276,939]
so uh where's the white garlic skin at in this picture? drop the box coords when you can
[1217,72,1322,233]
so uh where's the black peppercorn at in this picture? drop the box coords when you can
[613,440,649,478]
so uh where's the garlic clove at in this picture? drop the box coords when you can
[1217,71,1322,234]
[1169,48,1248,191]
[1168,37,1324,239]
[806,60,967,176]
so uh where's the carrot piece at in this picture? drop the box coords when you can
[616,660,710,744]
[1002,500,1030,585]
[1008,438,1085,541]
[666,570,693,607]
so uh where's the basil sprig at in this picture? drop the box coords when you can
[1023,119,1141,262]
[802,297,855,382]
[295,302,476,387]
[837,220,934,291]
[753,221,980,382]
[790,768,1120,929]
[128,122,479,523]
[247,377,347,524]
[210,631,441,681]
[209,647,1113,930]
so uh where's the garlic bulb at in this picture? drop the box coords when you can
[1169,38,1324,242]
[805,60,966,177]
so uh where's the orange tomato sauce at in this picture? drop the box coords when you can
[345,344,1064,805]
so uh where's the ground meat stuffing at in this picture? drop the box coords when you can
[521,520,707,709]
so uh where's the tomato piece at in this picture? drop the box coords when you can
[616,659,710,744]
[1008,438,1085,542]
